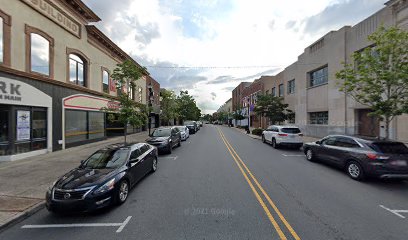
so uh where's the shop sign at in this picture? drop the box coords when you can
[64,94,120,111]
[0,81,22,102]
[17,111,31,141]
[20,0,81,38]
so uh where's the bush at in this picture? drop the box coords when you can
[252,128,263,136]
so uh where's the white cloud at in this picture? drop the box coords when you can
[84,0,385,114]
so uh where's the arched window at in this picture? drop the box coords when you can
[25,25,54,77]
[30,33,50,76]
[102,69,109,93]
[69,54,85,86]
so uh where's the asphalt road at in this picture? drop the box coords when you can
[1,125,408,240]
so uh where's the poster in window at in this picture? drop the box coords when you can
[17,110,31,141]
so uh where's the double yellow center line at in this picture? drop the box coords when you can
[217,128,300,240]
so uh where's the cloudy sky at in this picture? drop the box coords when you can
[83,0,385,114]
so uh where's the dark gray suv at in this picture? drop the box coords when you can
[146,127,181,154]
[303,135,408,181]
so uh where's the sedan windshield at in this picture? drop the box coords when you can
[82,149,129,169]
[184,121,194,125]
[176,127,185,132]
[152,128,171,137]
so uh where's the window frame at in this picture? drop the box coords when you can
[309,111,329,125]
[101,67,110,93]
[0,9,11,67]
[25,25,54,78]
[308,65,328,88]
[278,84,284,97]
[66,48,90,87]
[287,79,295,94]
[271,87,276,97]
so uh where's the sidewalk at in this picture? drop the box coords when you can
[232,126,320,143]
[0,131,149,230]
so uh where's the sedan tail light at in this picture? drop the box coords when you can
[278,133,288,137]
[366,153,390,160]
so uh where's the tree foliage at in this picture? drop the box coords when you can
[160,89,178,125]
[102,60,148,143]
[176,90,201,121]
[336,26,408,139]
[253,94,293,125]
[232,106,246,121]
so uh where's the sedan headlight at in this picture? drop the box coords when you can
[47,180,57,195]
[93,178,115,194]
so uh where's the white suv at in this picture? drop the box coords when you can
[262,125,303,149]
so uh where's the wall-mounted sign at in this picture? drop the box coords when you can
[17,110,31,141]
[20,0,81,38]
[64,94,120,111]
[0,80,22,102]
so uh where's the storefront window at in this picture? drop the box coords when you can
[89,112,105,140]
[65,110,87,144]
[0,109,8,142]
[0,108,8,156]
[32,110,46,139]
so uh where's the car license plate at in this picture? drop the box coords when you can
[289,135,295,138]
[390,160,408,166]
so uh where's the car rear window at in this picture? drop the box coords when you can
[369,142,408,154]
[281,128,301,134]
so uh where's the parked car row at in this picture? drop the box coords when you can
[261,125,408,181]
[46,121,203,213]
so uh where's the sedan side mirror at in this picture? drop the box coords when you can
[316,140,322,145]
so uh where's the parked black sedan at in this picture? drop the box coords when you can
[184,121,198,134]
[146,127,181,153]
[303,135,408,181]
[46,143,158,212]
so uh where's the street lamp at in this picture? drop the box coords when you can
[148,83,153,135]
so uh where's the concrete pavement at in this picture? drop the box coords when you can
[1,125,408,239]
[0,131,149,230]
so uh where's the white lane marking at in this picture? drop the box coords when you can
[22,216,132,233]
[380,205,408,219]
[282,154,304,157]
[116,216,132,233]
[161,156,178,160]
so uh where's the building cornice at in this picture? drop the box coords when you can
[58,0,101,22]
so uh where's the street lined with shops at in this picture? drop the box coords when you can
[1,125,407,240]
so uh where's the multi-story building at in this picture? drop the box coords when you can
[0,0,158,160]
[232,82,251,112]
[233,0,408,142]
[146,75,161,129]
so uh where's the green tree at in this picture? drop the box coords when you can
[176,90,201,122]
[202,114,213,122]
[102,60,148,143]
[232,106,246,125]
[253,94,293,125]
[336,26,408,139]
[160,89,178,125]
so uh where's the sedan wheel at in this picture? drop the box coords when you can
[117,180,129,205]
[306,149,315,162]
[262,135,266,143]
[347,161,365,181]
[168,144,172,154]
[151,157,158,172]
[272,139,278,149]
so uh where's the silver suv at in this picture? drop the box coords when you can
[262,125,303,149]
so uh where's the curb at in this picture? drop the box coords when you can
[0,201,45,233]
[231,127,262,140]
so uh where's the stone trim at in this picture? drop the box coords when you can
[66,47,90,88]
[25,24,55,79]
[0,9,11,67]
